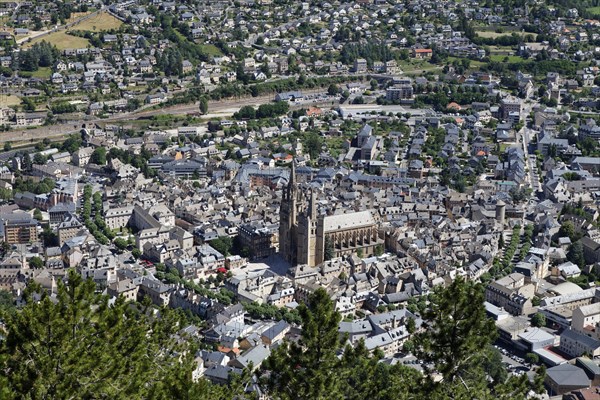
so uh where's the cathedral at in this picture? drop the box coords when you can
[279,163,384,267]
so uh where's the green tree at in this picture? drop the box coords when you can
[265,288,344,400]
[40,226,58,247]
[340,340,420,400]
[28,256,44,269]
[61,135,82,154]
[568,240,585,269]
[303,132,323,159]
[210,236,233,256]
[90,147,107,165]
[327,84,340,96]
[33,153,47,165]
[525,353,539,366]
[406,317,416,334]
[415,277,539,399]
[3,142,11,152]
[33,208,43,221]
[235,105,256,120]
[481,345,507,384]
[199,97,208,114]
[0,290,15,322]
[0,188,12,201]
[131,248,141,259]
[113,237,128,251]
[531,312,546,328]
[324,236,334,261]
[415,277,497,388]
[559,220,575,240]
[0,271,236,399]
[402,339,415,354]
[21,152,32,171]
[21,97,36,112]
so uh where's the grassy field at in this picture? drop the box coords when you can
[488,45,514,55]
[397,59,443,75]
[498,143,510,153]
[0,94,21,107]
[325,137,348,158]
[587,6,600,16]
[447,56,486,68]
[489,54,529,63]
[67,12,91,24]
[71,12,123,31]
[24,31,90,50]
[199,44,223,57]
[30,67,52,79]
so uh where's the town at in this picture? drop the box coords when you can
[0,0,600,398]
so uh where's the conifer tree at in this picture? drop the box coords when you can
[0,271,235,399]
[415,277,546,400]
[340,341,421,400]
[265,288,344,400]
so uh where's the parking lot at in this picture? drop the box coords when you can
[493,344,541,381]
[387,346,536,380]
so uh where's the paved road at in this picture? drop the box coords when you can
[514,100,539,192]
[528,155,542,192]
[15,29,52,45]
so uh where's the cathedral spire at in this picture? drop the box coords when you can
[309,188,317,219]
[290,159,296,187]
[285,159,296,200]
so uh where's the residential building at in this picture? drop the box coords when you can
[485,273,534,316]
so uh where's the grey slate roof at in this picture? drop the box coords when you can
[546,363,590,387]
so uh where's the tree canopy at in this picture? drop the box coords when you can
[1,274,547,399]
[0,271,236,399]
[265,288,345,400]
[264,280,546,400]
[415,277,544,399]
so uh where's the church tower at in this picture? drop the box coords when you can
[297,189,319,266]
[279,162,298,264]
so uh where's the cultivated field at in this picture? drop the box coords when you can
[71,12,122,31]
[0,94,21,107]
[24,31,90,50]
[199,44,224,57]
[30,67,52,79]
[67,12,91,24]
[397,59,443,75]
[489,54,529,63]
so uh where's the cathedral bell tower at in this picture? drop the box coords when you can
[279,162,298,264]
[296,189,319,267]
